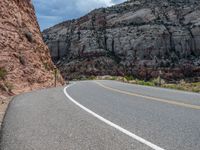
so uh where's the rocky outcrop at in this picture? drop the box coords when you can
[0,0,63,99]
[43,0,200,81]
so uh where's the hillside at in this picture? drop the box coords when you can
[43,0,200,81]
[0,0,63,100]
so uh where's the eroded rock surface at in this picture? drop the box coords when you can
[0,0,63,99]
[43,0,200,81]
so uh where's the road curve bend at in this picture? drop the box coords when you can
[0,80,200,150]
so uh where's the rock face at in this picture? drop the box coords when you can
[0,0,63,99]
[43,0,200,81]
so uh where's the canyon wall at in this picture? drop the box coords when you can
[43,0,200,81]
[0,0,63,99]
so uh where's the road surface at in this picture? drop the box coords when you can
[0,80,200,150]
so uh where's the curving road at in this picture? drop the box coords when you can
[0,80,200,150]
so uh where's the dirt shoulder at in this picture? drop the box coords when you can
[0,98,11,129]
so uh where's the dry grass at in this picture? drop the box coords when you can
[162,82,200,93]
[87,76,200,93]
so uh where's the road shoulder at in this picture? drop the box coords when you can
[0,98,11,129]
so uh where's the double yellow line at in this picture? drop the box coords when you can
[95,81,200,110]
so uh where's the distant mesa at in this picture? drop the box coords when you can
[43,0,200,81]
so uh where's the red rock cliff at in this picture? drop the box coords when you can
[0,0,63,99]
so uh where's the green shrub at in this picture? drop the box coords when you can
[191,82,200,86]
[87,76,96,80]
[151,77,165,86]
[0,68,7,80]
[124,75,135,81]
[110,76,117,80]
[136,80,155,86]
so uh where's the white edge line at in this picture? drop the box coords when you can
[63,83,165,150]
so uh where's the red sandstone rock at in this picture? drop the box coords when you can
[0,0,64,100]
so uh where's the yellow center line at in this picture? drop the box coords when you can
[95,81,200,110]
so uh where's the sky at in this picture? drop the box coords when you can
[32,0,126,31]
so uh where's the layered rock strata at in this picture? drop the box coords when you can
[43,0,200,81]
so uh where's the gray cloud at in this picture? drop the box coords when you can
[32,0,126,30]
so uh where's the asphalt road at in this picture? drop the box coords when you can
[0,80,200,150]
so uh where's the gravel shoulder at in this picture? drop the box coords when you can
[0,98,11,129]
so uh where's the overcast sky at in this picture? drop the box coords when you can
[32,0,126,31]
